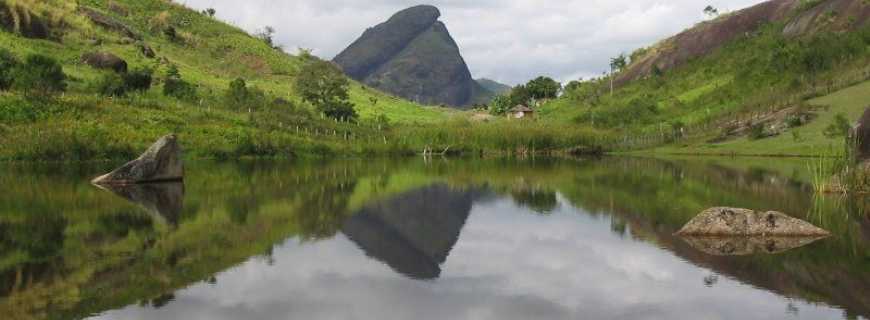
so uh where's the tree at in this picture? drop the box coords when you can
[508,84,533,107]
[489,94,512,115]
[163,65,196,100]
[256,26,281,50]
[704,5,719,18]
[295,59,357,120]
[526,76,561,101]
[609,53,628,95]
[226,78,250,108]
[13,54,66,98]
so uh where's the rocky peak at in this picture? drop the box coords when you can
[333,5,482,108]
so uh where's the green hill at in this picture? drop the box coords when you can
[538,0,870,156]
[0,0,605,160]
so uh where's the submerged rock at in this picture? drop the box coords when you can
[680,236,826,256]
[676,207,830,236]
[92,135,183,185]
[81,52,128,73]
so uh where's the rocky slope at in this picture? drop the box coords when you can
[333,5,482,108]
[619,0,870,84]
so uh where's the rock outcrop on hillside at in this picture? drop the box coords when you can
[333,5,483,108]
[619,0,870,84]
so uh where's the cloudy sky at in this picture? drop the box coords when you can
[178,0,767,85]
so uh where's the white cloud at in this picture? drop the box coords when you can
[177,0,768,85]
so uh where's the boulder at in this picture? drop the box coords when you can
[79,7,140,40]
[676,207,830,236]
[92,135,184,185]
[138,42,156,58]
[81,52,128,73]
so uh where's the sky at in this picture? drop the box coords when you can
[177,0,768,85]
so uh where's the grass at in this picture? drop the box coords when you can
[0,0,606,161]
[647,79,870,156]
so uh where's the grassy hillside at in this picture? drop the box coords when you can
[537,0,870,156]
[0,0,607,160]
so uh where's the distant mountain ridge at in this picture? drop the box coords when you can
[333,5,485,108]
[476,78,511,95]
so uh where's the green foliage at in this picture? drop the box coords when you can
[163,65,196,100]
[786,114,804,128]
[823,113,852,138]
[748,123,767,140]
[296,58,357,120]
[225,78,249,107]
[95,68,152,97]
[96,72,126,97]
[526,76,561,100]
[610,54,628,72]
[123,68,153,92]
[489,94,512,115]
[0,48,17,90]
[12,54,65,98]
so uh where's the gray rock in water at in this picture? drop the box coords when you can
[92,135,184,185]
[676,207,830,236]
[81,52,128,73]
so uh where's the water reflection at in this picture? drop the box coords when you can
[95,182,185,226]
[0,158,869,320]
[341,184,480,279]
[678,236,828,256]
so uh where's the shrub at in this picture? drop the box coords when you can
[823,113,851,138]
[96,72,126,97]
[163,65,196,100]
[748,123,767,140]
[225,78,249,107]
[785,114,803,128]
[124,68,153,92]
[0,49,18,90]
[13,54,65,98]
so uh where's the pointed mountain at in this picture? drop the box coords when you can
[333,5,479,108]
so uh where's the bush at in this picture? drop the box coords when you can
[13,54,65,98]
[95,68,152,97]
[0,49,17,90]
[96,72,126,97]
[163,65,196,100]
[123,68,153,92]
[748,123,767,140]
[225,78,249,107]
[785,114,803,128]
[823,113,851,138]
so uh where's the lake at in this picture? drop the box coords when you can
[1,157,869,320]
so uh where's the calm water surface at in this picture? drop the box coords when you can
[2,157,869,320]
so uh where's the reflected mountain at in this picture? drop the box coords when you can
[94,182,184,225]
[679,236,828,256]
[341,184,481,279]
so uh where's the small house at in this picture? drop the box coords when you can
[509,105,534,119]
